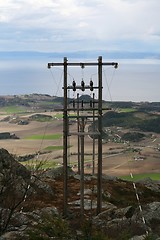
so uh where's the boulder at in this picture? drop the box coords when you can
[30,176,54,196]
[129,235,147,240]
[93,205,147,237]
[43,166,75,179]
[0,207,59,240]
[137,178,160,193]
[132,202,160,235]
[0,148,30,179]
[0,149,31,208]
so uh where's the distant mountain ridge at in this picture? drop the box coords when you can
[0,50,160,60]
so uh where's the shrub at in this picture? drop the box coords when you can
[27,212,72,240]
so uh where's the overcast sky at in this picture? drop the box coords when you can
[0,0,160,53]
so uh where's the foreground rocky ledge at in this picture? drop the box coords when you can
[0,148,160,239]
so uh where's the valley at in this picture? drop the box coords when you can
[0,94,160,179]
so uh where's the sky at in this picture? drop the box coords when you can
[0,0,160,53]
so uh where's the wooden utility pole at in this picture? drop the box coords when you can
[77,93,81,175]
[92,93,95,175]
[63,57,68,216]
[80,117,85,216]
[97,56,103,214]
[48,57,118,217]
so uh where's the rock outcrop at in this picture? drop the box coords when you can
[0,148,160,239]
[0,148,31,205]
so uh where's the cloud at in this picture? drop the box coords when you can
[0,0,160,52]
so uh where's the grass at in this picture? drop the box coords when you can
[119,108,136,113]
[53,113,76,119]
[121,173,160,181]
[38,101,54,106]
[22,159,58,170]
[0,105,27,114]
[54,113,63,119]
[44,145,72,151]
[44,145,64,151]
[25,134,62,140]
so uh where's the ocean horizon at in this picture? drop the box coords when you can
[0,56,160,102]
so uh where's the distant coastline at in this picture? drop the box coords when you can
[0,50,160,61]
[0,53,160,102]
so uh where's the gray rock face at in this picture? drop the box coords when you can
[0,148,30,180]
[93,202,160,239]
[0,207,59,240]
[132,202,160,235]
[0,149,31,208]
[30,176,54,196]
[137,178,160,193]
[0,149,58,236]
[93,205,139,239]
[129,235,146,240]
[0,147,56,198]
[43,166,75,179]
[102,174,118,181]
[0,148,160,239]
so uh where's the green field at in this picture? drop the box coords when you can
[119,108,136,113]
[44,145,64,151]
[25,134,62,140]
[121,173,160,181]
[53,113,76,119]
[22,159,58,170]
[54,113,63,119]
[0,105,27,114]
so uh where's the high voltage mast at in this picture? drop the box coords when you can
[48,56,118,216]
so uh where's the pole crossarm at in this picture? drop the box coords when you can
[65,86,99,90]
[66,108,109,112]
[48,61,118,69]
[67,115,99,119]
[69,132,100,136]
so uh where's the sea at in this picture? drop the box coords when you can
[0,57,160,102]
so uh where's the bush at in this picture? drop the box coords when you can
[27,212,72,240]
[80,219,111,240]
[144,233,160,240]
